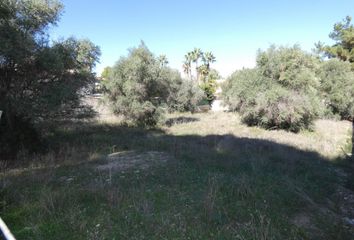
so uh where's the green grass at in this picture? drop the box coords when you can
[1,113,354,239]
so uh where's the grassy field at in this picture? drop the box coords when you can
[1,112,354,239]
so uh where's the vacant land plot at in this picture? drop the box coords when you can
[1,112,353,239]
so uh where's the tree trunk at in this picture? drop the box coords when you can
[196,62,199,84]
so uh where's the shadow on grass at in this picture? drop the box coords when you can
[42,120,347,182]
[43,120,351,199]
[2,120,354,239]
[165,116,200,127]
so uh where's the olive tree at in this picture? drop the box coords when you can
[102,43,203,127]
[223,46,322,132]
[319,59,354,120]
[0,0,101,158]
[316,16,354,156]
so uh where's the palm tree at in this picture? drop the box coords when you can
[203,51,216,71]
[197,65,209,82]
[158,54,168,67]
[192,48,203,82]
[183,53,193,80]
[183,61,191,79]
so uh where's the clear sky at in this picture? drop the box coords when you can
[50,0,354,78]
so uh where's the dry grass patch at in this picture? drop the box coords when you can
[164,112,351,158]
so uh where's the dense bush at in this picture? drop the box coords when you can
[166,78,204,113]
[222,68,266,112]
[0,0,100,159]
[102,43,203,126]
[319,59,354,120]
[223,46,322,132]
[241,86,321,131]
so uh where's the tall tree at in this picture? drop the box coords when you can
[102,43,203,126]
[317,16,354,67]
[183,49,218,104]
[317,16,354,157]
[200,51,216,81]
[192,48,203,82]
[203,51,216,71]
[183,52,193,80]
[0,0,101,158]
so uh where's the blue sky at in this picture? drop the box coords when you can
[50,0,354,77]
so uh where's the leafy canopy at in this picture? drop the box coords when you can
[223,46,322,132]
[0,0,101,158]
[102,42,203,127]
[316,16,354,120]
[183,49,218,104]
[316,16,354,67]
[0,0,101,117]
[319,57,354,120]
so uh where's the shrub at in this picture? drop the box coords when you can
[103,43,203,126]
[167,79,204,113]
[241,86,321,132]
[318,59,354,120]
[222,46,322,132]
[222,68,267,112]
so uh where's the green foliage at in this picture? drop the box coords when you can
[0,0,101,158]
[256,45,320,91]
[103,43,203,126]
[222,68,266,112]
[242,86,321,132]
[223,46,322,132]
[319,59,354,119]
[183,49,217,104]
[184,48,216,82]
[200,69,219,103]
[101,66,112,80]
[167,79,204,113]
[316,16,354,120]
[317,16,354,68]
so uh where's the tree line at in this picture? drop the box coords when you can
[223,16,354,132]
[1,0,353,160]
